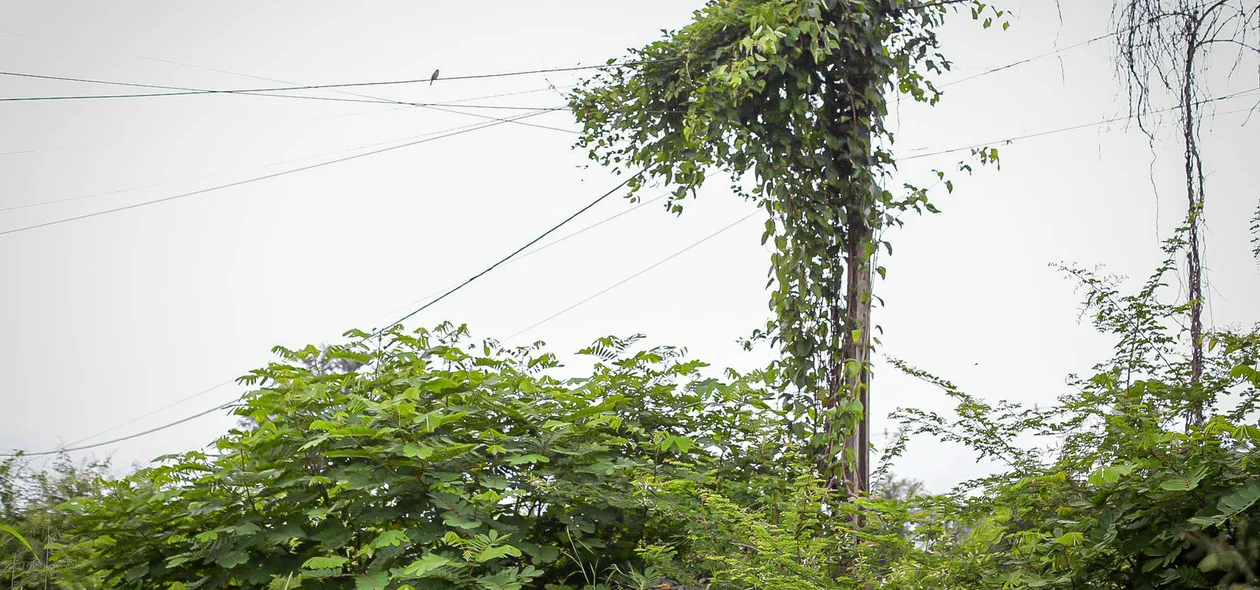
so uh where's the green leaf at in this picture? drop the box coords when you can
[1052,532,1084,547]
[302,556,348,570]
[1160,466,1207,492]
[370,530,410,548]
[1160,477,1196,491]
[214,549,250,569]
[403,444,434,459]
[355,570,390,590]
[503,453,548,465]
[1192,479,1260,527]
[401,553,453,577]
[442,513,482,530]
[1198,551,1220,572]
[475,544,523,562]
[0,524,36,559]
[661,435,697,454]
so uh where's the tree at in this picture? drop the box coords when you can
[1111,0,1260,427]
[570,0,1003,494]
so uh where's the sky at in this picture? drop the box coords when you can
[1,0,1257,493]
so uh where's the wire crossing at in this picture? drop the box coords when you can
[13,85,1255,455]
[0,109,552,236]
[2,174,645,457]
[0,59,674,102]
[0,69,568,112]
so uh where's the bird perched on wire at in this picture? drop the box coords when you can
[430,69,440,85]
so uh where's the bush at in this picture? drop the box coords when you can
[62,325,809,589]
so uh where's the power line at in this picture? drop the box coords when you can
[0,59,672,102]
[364,191,670,327]
[0,28,1119,106]
[16,90,1256,450]
[0,109,551,236]
[0,100,561,213]
[371,173,643,336]
[26,78,1231,452]
[0,400,238,458]
[59,378,238,449]
[0,69,567,112]
[506,211,759,341]
[0,87,562,170]
[12,174,645,456]
[938,30,1118,88]
[901,87,1260,161]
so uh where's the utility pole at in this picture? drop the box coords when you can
[822,0,884,497]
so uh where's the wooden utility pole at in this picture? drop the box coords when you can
[821,0,883,496]
[840,212,874,495]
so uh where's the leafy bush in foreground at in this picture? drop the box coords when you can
[62,325,807,589]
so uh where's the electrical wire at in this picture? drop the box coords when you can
[506,211,759,342]
[0,69,568,112]
[0,59,673,102]
[371,173,643,336]
[0,109,552,236]
[0,87,555,162]
[900,87,1260,161]
[19,83,1244,452]
[59,378,238,449]
[938,30,1118,88]
[4,173,645,456]
[9,40,1255,459]
[0,101,561,213]
[0,400,238,458]
[364,191,670,327]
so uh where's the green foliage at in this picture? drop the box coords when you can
[61,324,810,589]
[875,229,1260,589]
[570,0,1004,400]
[1,454,112,589]
[1251,200,1259,262]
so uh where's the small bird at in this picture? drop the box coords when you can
[430,69,440,85]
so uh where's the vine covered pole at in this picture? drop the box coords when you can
[823,1,885,495]
[569,0,1003,499]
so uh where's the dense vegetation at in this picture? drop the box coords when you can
[3,0,1257,588]
[3,243,1257,588]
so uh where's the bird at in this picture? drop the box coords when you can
[430,69,440,85]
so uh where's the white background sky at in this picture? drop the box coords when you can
[1,0,1256,492]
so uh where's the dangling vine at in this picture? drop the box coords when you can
[1112,0,1260,427]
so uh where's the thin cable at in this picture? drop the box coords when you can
[0,109,551,236]
[0,111,556,213]
[0,400,238,458]
[0,70,569,112]
[372,173,643,336]
[0,141,110,158]
[59,378,237,449]
[939,30,1118,88]
[4,174,645,456]
[0,87,557,170]
[364,191,670,327]
[0,59,672,102]
[506,211,758,341]
[901,87,1260,161]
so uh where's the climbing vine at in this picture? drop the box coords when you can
[570,0,1005,491]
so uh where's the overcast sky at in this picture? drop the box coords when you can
[1,0,1256,492]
